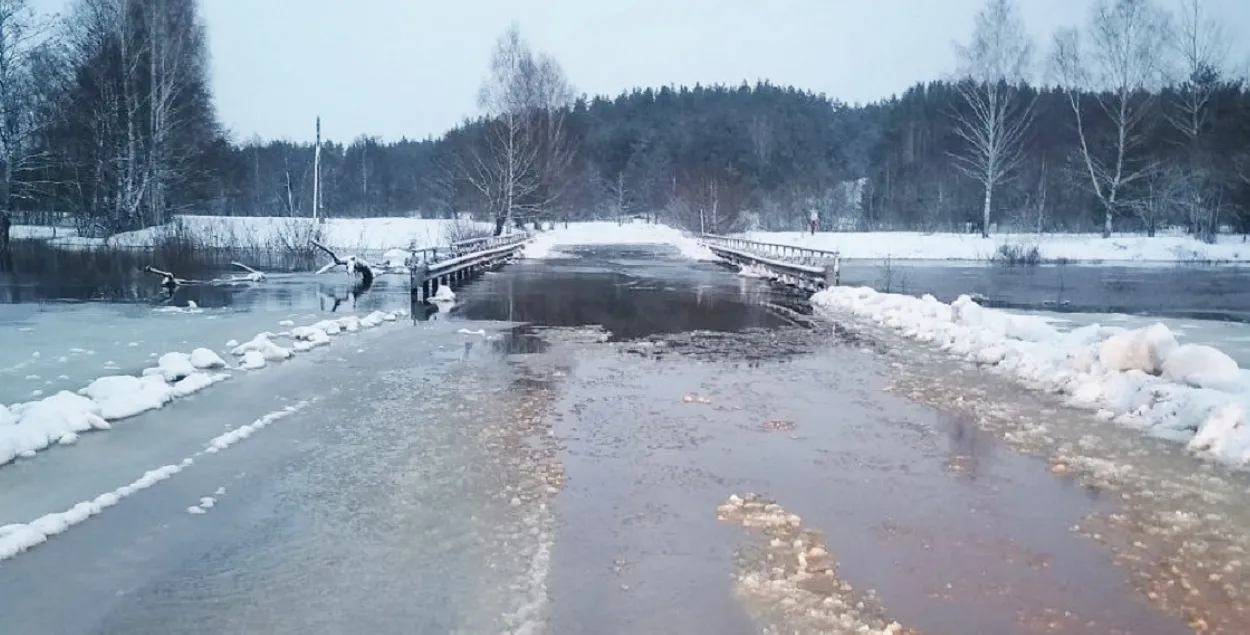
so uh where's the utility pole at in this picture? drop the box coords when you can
[313,116,322,222]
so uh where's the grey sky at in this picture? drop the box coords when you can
[33,0,1250,143]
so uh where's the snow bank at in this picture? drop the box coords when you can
[740,230,1250,263]
[0,308,408,466]
[87,215,492,253]
[813,286,1250,465]
[524,221,715,260]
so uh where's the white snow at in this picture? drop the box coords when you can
[739,229,1250,263]
[230,334,293,362]
[524,221,715,260]
[55,215,494,253]
[189,348,228,370]
[205,404,302,454]
[79,375,173,420]
[151,352,197,381]
[813,286,1250,466]
[239,350,267,370]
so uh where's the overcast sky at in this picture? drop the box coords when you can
[33,0,1250,143]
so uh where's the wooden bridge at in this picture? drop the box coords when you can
[408,233,530,300]
[699,234,840,293]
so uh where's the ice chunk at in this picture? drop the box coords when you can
[189,348,228,370]
[239,350,267,370]
[79,375,173,420]
[154,352,197,382]
[230,334,292,362]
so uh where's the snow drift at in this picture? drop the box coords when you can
[812,286,1250,466]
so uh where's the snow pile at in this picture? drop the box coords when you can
[813,286,1250,465]
[739,230,1250,263]
[524,221,715,260]
[0,392,109,463]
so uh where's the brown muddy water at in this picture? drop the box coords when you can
[537,323,1187,635]
[0,244,1203,634]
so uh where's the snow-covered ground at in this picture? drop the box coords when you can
[524,221,715,260]
[20,216,494,253]
[813,286,1250,467]
[739,230,1250,263]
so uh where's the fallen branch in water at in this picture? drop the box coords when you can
[230,261,267,282]
[311,239,375,286]
[143,265,182,288]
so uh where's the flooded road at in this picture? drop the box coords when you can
[541,327,1187,635]
[0,244,1211,634]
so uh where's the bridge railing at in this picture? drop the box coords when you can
[408,231,530,299]
[700,234,840,267]
[698,233,840,291]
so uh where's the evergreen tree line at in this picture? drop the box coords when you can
[5,0,1249,241]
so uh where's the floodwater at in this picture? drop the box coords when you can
[839,260,1250,322]
[0,243,1201,634]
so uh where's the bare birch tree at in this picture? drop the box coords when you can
[1051,0,1171,238]
[0,0,55,214]
[949,0,1035,238]
[467,23,574,234]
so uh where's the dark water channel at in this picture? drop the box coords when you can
[841,260,1250,323]
[446,244,800,339]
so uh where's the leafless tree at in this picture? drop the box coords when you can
[949,0,1035,238]
[1168,0,1229,242]
[466,23,575,235]
[1051,0,1171,238]
[0,0,56,213]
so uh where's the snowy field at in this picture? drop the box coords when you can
[738,230,1250,263]
[15,216,495,254]
[814,286,1250,467]
[523,221,715,260]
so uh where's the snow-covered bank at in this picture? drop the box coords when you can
[813,286,1250,466]
[741,230,1250,263]
[37,215,493,253]
[0,308,407,467]
[524,221,715,260]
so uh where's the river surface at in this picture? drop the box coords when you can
[839,260,1250,323]
[0,244,1231,634]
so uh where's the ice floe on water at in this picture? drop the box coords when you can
[813,286,1250,466]
[0,309,406,466]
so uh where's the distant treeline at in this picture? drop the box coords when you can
[3,0,1248,241]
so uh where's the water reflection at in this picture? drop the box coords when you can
[451,250,791,340]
